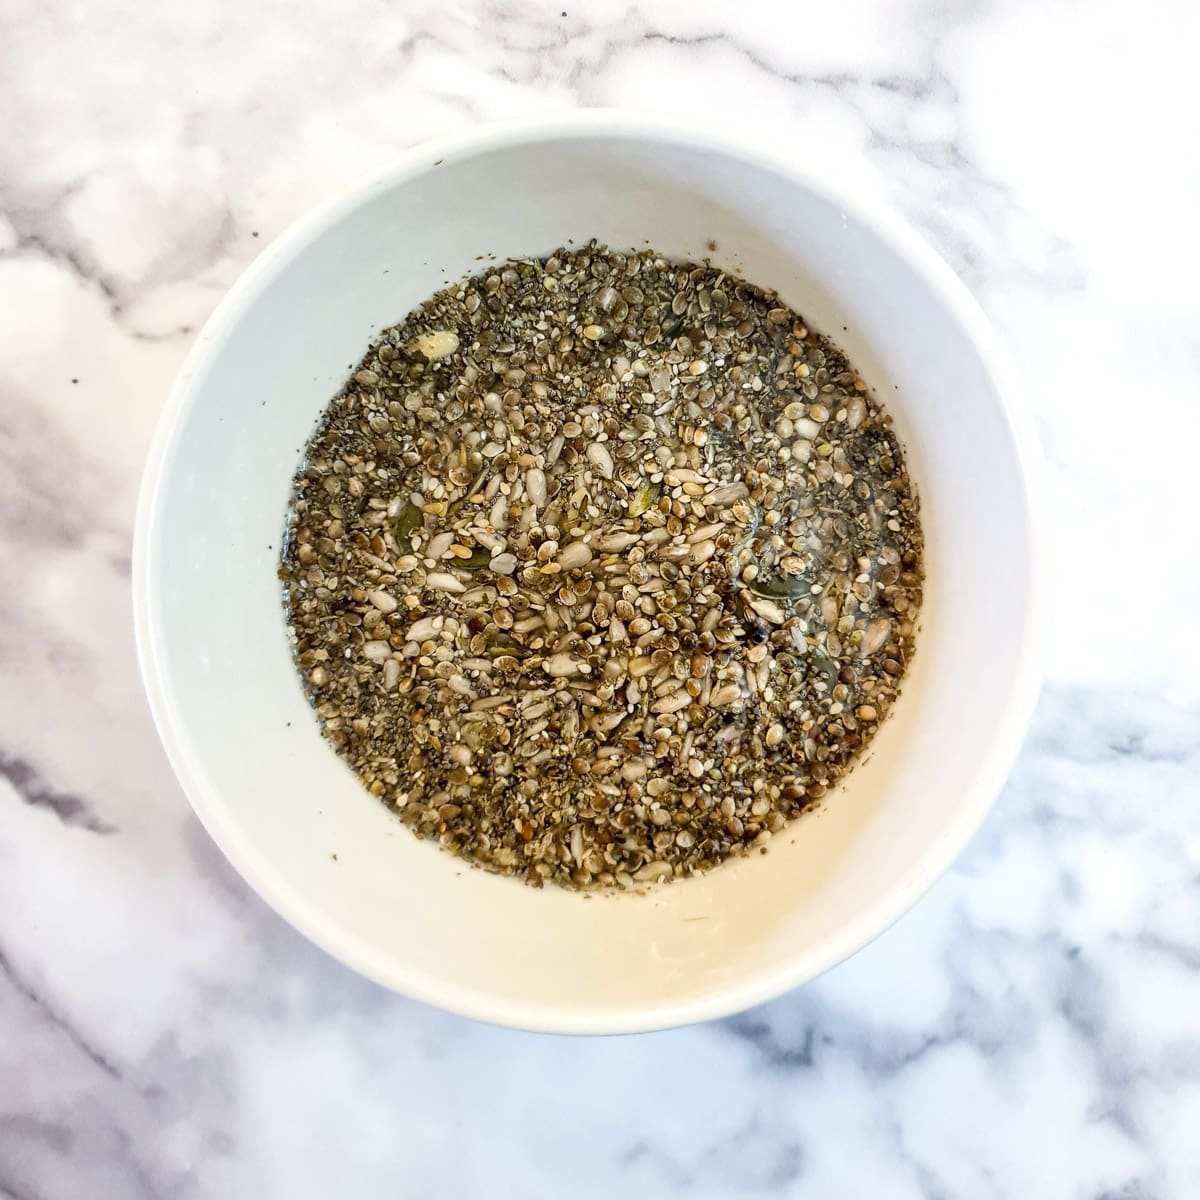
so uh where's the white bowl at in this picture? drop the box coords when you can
[134,111,1047,1033]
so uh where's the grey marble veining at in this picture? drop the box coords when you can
[2,1,1198,1196]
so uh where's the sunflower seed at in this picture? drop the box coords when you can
[586,443,614,479]
[426,572,467,593]
[367,589,398,614]
[556,542,593,571]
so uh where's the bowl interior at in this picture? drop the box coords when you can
[139,120,1039,1031]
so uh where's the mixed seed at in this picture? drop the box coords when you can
[281,243,923,889]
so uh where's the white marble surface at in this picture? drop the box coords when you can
[3,0,1199,1195]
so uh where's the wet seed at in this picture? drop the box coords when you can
[282,244,923,892]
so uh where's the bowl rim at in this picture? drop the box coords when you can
[133,108,1050,1034]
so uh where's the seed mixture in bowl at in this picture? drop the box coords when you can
[280,244,923,889]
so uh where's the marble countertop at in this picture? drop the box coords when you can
[3,1,1198,1195]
